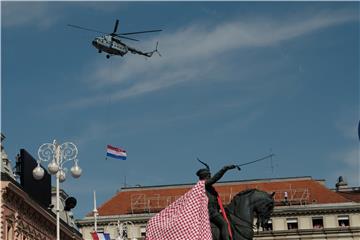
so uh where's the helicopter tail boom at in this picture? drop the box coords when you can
[128,41,161,58]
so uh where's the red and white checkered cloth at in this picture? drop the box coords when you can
[145,180,212,240]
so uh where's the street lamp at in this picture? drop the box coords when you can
[32,140,82,240]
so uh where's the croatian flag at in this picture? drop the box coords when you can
[91,232,111,240]
[106,145,127,160]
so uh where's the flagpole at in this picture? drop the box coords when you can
[93,190,98,232]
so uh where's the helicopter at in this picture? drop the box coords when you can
[68,19,162,59]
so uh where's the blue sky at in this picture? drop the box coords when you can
[1,2,359,218]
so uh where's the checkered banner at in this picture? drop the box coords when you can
[145,180,212,240]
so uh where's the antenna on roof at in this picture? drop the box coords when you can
[123,176,127,188]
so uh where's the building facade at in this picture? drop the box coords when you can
[0,133,82,240]
[1,174,83,240]
[76,176,360,240]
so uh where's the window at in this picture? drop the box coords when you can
[140,227,146,237]
[262,219,273,231]
[338,215,350,227]
[286,218,298,230]
[6,224,13,240]
[312,217,324,229]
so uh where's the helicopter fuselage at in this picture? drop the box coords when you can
[68,19,161,58]
[92,35,128,56]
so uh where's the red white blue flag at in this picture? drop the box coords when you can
[106,145,127,160]
[91,232,111,240]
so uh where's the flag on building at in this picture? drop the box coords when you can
[106,145,127,160]
[91,232,111,240]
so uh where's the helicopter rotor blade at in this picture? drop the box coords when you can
[113,19,119,34]
[118,29,162,36]
[113,35,139,42]
[67,24,108,34]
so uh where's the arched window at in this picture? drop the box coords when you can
[6,221,14,240]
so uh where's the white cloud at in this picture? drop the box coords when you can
[64,8,358,109]
[333,147,360,187]
[1,2,126,29]
[72,121,119,148]
[1,2,59,29]
[332,106,360,186]
[336,114,359,141]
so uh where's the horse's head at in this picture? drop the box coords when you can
[252,190,275,229]
[226,189,275,240]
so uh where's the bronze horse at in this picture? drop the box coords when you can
[211,189,275,240]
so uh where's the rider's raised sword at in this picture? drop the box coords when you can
[235,154,275,170]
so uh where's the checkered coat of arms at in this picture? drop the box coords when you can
[145,180,212,240]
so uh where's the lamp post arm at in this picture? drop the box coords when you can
[38,143,56,163]
[59,158,76,169]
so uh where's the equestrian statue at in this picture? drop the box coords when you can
[196,159,275,240]
[145,158,275,240]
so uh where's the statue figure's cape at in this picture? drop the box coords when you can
[145,180,212,240]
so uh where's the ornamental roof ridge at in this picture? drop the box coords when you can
[276,201,360,209]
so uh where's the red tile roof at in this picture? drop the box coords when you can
[336,190,360,203]
[93,177,350,217]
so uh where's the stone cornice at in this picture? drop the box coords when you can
[76,203,360,226]
[76,213,154,227]
[273,203,360,216]
[1,180,82,239]
[76,204,360,231]
[256,226,360,237]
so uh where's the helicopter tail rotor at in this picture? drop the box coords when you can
[145,42,161,57]
[153,41,162,57]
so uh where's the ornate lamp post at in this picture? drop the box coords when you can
[32,140,82,240]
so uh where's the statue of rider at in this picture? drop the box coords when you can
[196,159,238,240]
